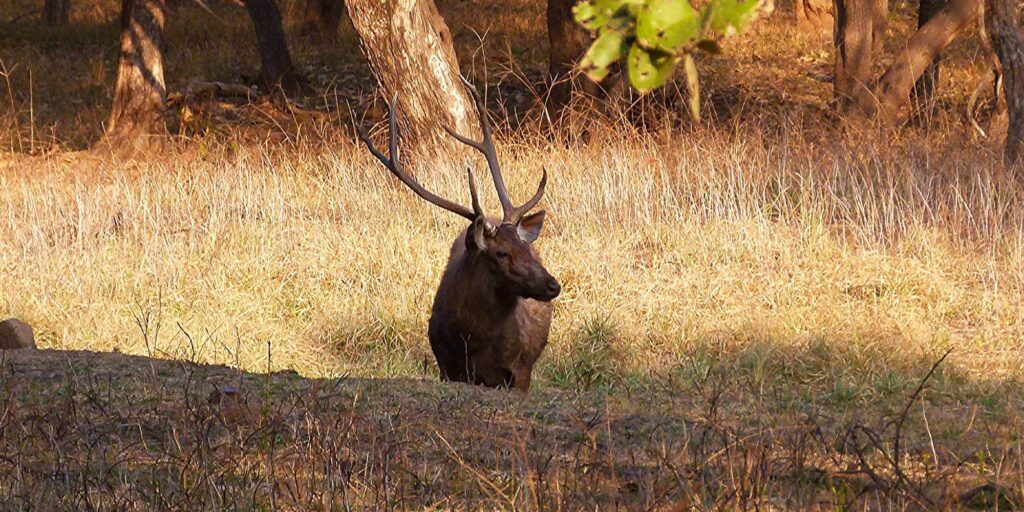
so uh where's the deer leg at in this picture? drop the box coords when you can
[499,368,516,389]
[429,332,476,384]
[512,367,532,392]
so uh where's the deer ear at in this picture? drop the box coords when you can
[516,210,546,243]
[469,217,495,251]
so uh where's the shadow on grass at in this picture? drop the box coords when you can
[0,345,1020,509]
[542,316,1021,415]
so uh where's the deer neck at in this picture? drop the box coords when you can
[456,252,519,316]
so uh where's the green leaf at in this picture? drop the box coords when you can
[573,0,611,30]
[573,0,602,28]
[580,30,628,82]
[574,0,766,96]
[635,0,700,52]
[574,0,632,30]
[627,44,675,93]
[703,0,764,36]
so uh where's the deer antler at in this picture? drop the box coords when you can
[445,77,547,224]
[354,95,484,221]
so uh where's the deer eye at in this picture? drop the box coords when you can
[496,250,510,259]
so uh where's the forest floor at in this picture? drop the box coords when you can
[2,0,1024,508]
[1,347,1022,509]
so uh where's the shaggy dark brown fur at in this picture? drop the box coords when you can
[429,220,559,392]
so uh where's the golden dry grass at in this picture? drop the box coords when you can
[3,0,1024,508]
[2,124,1023,404]
[0,0,1021,403]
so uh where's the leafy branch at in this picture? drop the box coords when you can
[573,0,772,120]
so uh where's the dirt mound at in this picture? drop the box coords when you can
[0,349,1017,509]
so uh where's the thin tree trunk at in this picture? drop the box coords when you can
[243,0,302,95]
[345,0,480,160]
[103,0,167,155]
[302,0,343,38]
[872,0,888,55]
[867,0,978,118]
[43,0,70,25]
[833,0,875,110]
[986,0,1024,164]
[796,0,833,32]
[912,0,947,105]
[547,0,598,108]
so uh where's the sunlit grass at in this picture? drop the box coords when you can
[2,0,1023,508]
[1,123,1022,404]
[1,0,1020,405]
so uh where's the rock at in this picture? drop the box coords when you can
[0,318,36,350]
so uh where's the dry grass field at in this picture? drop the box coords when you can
[2,0,1024,507]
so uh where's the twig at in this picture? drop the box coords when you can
[433,428,514,506]
[5,8,40,27]
[921,395,938,470]
[893,347,953,482]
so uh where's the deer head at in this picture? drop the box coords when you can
[355,79,561,302]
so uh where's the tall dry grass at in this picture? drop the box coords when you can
[2,119,1022,402]
[1,0,1022,404]
[4,2,1024,508]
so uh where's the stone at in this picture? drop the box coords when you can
[0,318,36,350]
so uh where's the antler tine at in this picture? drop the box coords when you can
[509,168,547,222]
[353,96,478,221]
[459,75,492,140]
[351,102,389,166]
[388,93,401,165]
[443,126,487,153]
[466,166,485,218]
[445,77,515,221]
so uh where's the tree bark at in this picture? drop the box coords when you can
[872,0,888,55]
[867,0,978,118]
[302,0,344,38]
[104,0,167,154]
[796,0,833,32]
[833,0,876,110]
[43,0,70,25]
[345,0,480,159]
[547,0,599,107]
[242,0,303,95]
[986,0,1024,165]
[912,0,947,105]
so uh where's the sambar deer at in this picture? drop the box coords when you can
[355,81,560,392]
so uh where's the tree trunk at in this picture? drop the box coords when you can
[867,0,978,118]
[796,0,833,32]
[986,0,1024,165]
[103,0,167,155]
[302,0,344,38]
[912,0,947,105]
[872,0,888,54]
[547,0,599,107]
[833,0,876,110]
[243,0,303,95]
[43,0,70,25]
[345,0,480,159]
